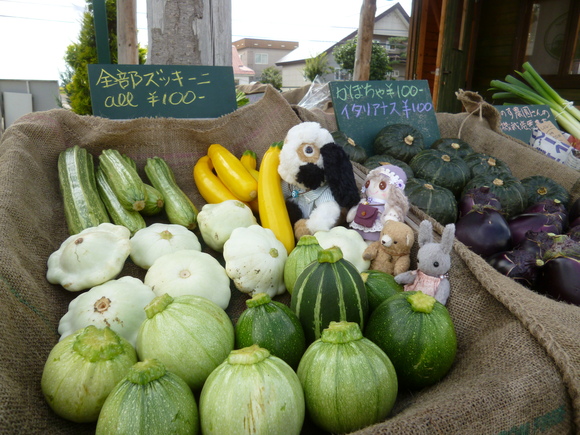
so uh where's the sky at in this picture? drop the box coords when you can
[0,0,412,82]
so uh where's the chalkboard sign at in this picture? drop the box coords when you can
[88,64,238,119]
[495,104,556,144]
[329,80,440,156]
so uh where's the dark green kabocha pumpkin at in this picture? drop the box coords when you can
[430,137,474,159]
[461,173,527,219]
[463,152,512,178]
[331,130,368,164]
[405,178,458,225]
[363,154,414,179]
[409,149,471,197]
[373,123,425,163]
[520,175,570,208]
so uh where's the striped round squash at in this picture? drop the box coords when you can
[291,246,368,343]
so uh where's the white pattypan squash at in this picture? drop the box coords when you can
[58,276,155,347]
[47,223,131,292]
[197,200,257,252]
[144,249,231,309]
[223,225,288,298]
[130,223,201,269]
[314,226,371,272]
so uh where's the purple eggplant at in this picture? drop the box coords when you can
[568,225,580,242]
[523,199,568,222]
[458,186,502,218]
[515,230,557,257]
[535,257,580,305]
[487,249,543,288]
[508,212,565,247]
[569,216,580,229]
[455,206,512,258]
[569,197,580,223]
[533,235,580,306]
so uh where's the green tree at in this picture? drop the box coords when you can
[61,0,146,115]
[332,37,392,81]
[260,66,282,90]
[303,52,333,82]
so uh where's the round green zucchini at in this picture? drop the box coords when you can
[297,321,398,433]
[235,292,306,369]
[291,246,369,343]
[365,291,457,390]
[361,270,403,313]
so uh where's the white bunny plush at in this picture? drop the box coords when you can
[394,220,455,305]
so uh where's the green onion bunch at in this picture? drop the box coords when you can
[490,62,580,139]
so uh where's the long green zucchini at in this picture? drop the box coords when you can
[121,154,165,216]
[58,145,110,235]
[144,157,198,230]
[98,149,147,212]
[95,166,146,236]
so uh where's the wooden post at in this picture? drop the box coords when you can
[353,0,376,81]
[117,0,139,64]
[146,0,232,66]
[93,0,111,64]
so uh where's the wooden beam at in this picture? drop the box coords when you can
[117,0,139,64]
[93,0,111,64]
[353,0,376,81]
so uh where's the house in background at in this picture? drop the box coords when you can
[233,39,299,83]
[275,2,410,90]
[232,45,255,85]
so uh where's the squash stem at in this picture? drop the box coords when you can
[407,291,436,314]
[144,293,174,319]
[318,246,344,263]
[72,325,126,362]
[228,344,270,365]
[321,321,363,344]
[246,292,272,308]
[126,359,167,385]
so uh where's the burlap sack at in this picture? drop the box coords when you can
[1,84,579,434]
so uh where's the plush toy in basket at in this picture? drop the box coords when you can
[346,164,410,242]
[395,220,455,305]
[278,122,360,239]
[362,220,415,276]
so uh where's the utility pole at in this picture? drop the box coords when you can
[353,0,376,81]
[117,0,139,64]
[146,0,232,66]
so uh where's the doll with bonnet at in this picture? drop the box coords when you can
[346,164,410,242]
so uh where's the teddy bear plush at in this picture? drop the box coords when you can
[395,220,455,305]
[362,220,414,276]
[278,122,361,240]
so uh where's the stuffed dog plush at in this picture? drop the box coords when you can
[278,122,360,239]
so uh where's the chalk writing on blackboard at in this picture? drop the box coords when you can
[330,80,440,157]
[495,104,556,144]
[88,64,237,119]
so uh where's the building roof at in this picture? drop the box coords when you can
[233,39,299,51]
[232,45,254,75]
[276,2,409,65]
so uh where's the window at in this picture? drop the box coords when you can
[254,53,268,64]
[523,0,580,77]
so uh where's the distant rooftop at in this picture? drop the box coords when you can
[233,39,299,51]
